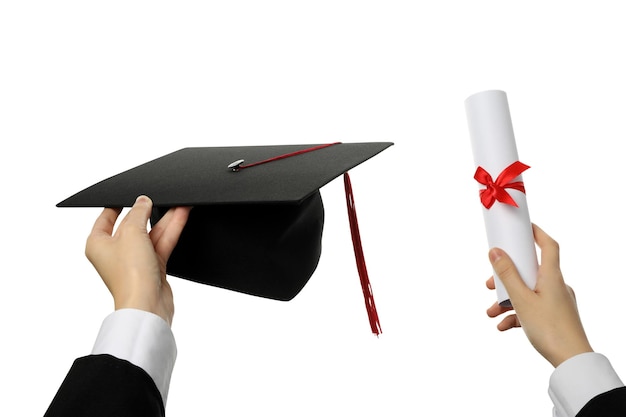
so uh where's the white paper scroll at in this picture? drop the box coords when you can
[465,90,538,306]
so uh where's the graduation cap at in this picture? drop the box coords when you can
[57,142,393,334]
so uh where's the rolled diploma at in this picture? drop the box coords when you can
[465,90,538,306]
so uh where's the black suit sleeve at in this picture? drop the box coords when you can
[576,387,626,417]
[44,354,165,417]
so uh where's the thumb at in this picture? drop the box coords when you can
[489,248,533,304]
[120,195,153,230]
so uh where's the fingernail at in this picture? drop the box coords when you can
[489,248,502,263]
[135,195,151,204]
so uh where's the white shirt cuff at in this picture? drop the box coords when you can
[91,309,177,405]
[549,352,623,417]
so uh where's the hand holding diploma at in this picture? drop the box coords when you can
[474,95,625,416]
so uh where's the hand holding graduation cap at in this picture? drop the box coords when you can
[85,195,191,326]
[59,142,392,334]
[485,224,593,368]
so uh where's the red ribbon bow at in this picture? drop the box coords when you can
[474,161,530,209]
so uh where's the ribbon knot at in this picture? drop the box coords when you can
[474,161,530,209]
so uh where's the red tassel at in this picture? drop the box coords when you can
[344,172,382,336]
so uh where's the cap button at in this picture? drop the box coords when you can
[228,159,245,172]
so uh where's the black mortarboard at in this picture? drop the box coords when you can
[57,142,393,334]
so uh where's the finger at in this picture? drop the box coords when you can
[89,207,122,238]
[150,206,191,245]
[532,224,560,270]
[489,247,534,304]
[150,206,177,244]
[486,276,495,290]
[497,314,521,331]
[86,207,122,262]
[153,206,191,262]
[486,300,513,318]
[118,195,153,233]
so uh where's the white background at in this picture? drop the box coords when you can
[2,1,626,415]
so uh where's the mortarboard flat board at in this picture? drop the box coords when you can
[57,142,393,334]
